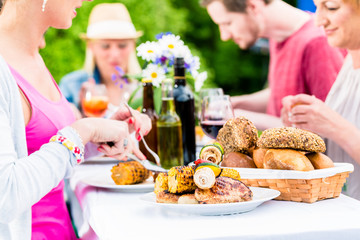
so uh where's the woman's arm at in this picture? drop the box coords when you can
[282,94,360,164]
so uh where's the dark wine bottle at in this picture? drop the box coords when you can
[139,78,158,164]
[173,57,196,165]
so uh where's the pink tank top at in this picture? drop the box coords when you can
[10,66,78,240]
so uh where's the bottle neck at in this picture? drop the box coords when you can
[174,57,186,86]
[142,82,155,109]
[174,77,186,86]
[160,80,176,115]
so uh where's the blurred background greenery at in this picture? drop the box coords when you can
[41,0,298,96]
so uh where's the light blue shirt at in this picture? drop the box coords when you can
[59,67,101,108]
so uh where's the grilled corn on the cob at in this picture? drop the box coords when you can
[111,160,150,185]
[154,173,168,194]
[220,168,241,181]
[168,166,196,194]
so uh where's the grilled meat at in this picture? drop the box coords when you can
[156,191,180,204]
[195,177,252,204]
[111,160,150,185]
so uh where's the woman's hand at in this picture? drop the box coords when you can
[110,103,152,141]
[281,94,341,138]
[71,118,134,160]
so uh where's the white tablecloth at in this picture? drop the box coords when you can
[68,163,360,240]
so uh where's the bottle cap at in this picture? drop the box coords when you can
[141,78,153,83]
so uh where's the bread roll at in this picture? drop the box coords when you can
[264,149,315,171]
[252,148,268,168]
[258,127,326,153]
[306,152,334,169]
[221,152,256,168]
[216,117,258,154]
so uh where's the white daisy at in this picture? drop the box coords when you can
[142,64,166,87]
[173,45,192,59]
[136,41,161,62]
[187,55,201,74]
[193,71,208,92]
[158,34,184,56]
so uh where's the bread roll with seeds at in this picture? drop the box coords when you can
[258,127,326,153]
[216,117,258,154]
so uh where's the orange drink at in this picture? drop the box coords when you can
[82,96,109,117]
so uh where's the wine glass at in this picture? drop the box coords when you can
[199,88,224,99]
[200,95,234,139]
[197,88,224,120]
[81,83,109,117]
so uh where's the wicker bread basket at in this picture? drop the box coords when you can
[235,163,353,203]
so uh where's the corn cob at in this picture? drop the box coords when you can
[220,168,241,181]
[111,160,150,185]
[168,166,196,194]
[154,172,168,194]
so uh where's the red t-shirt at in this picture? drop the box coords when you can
[267,18,346,117]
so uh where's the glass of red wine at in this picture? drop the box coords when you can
[200,95,234,139]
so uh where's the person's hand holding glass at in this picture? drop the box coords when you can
[200,95,234,139]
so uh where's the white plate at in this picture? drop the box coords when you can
[80,172,154,193]
[140,187,280,215]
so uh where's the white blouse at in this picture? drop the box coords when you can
[325,55,360,200]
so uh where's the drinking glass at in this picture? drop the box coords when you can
[200,95,234,139]
[197,88,224,119]
[81,84,109,117]
[199,88,224,99]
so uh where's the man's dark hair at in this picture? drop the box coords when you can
[200,0,272,13]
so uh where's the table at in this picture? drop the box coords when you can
[68,163,360,240]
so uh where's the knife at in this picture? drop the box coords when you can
[127,153,168,173]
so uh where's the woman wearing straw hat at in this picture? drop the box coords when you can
[60,3,143,113]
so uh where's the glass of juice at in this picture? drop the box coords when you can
[200,95,234,139]
[81,84,109,117]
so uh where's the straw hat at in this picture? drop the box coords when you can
[81,3,143,40]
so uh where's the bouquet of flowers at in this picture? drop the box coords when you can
[136,32,207,92]
[111,33,207,110]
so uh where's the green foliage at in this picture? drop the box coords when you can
[41,0,297,97]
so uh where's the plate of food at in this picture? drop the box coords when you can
[140,163,280,216]
[80,160,155,192]
[140,187,280,216]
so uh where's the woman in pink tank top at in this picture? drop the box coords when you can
[0,1,152,239]
[10,67,78,239]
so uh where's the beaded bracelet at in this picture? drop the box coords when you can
[49,135,84,164]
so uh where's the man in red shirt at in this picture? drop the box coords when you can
[201,0,346,130]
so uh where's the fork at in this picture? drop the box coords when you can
[124,103,161,166]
